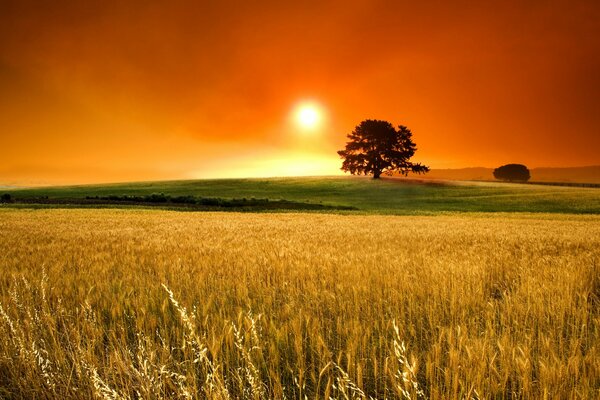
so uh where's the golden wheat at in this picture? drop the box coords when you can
[0,209,598,399]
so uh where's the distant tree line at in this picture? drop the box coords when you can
[83,194,357,210]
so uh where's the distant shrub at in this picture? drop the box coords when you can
[199,198,222,206]
[0,193,11,202]
[145,193,169,203]
[171,196,197,204]
[493,164,530,182]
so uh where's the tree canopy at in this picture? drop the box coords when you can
[337,119,429,179]
[493,164,531,182]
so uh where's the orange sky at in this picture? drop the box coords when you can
[1,0,599,185]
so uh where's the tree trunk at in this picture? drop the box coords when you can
[373,170,381,179]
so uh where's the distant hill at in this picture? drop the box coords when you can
[531,166,600,183]
[409,167,494,181]
[408,166,600,184]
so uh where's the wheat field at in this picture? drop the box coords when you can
[0,209,598,399]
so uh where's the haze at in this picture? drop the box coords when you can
[1,0,599,185]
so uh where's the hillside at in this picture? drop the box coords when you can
[2,176,599,214]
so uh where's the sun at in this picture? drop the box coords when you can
[297,105,319,127]
[293,101,322,130]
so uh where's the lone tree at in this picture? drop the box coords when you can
[337,119,429,179]
[493,164,530,182]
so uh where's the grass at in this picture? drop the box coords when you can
[2,176,600,214]
[0,209,599,399]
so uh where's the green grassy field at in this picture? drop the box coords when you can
[3,176,599,214]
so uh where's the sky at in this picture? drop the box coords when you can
[1,0,599,185]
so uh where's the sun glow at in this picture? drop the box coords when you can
[191,151,342,179]
[293,101,323,130]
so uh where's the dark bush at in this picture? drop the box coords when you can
[1,193,11,203]
[198,198,221,206]
[493,164,530,182]
[145,193,169,203]
[171,196,197,204]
